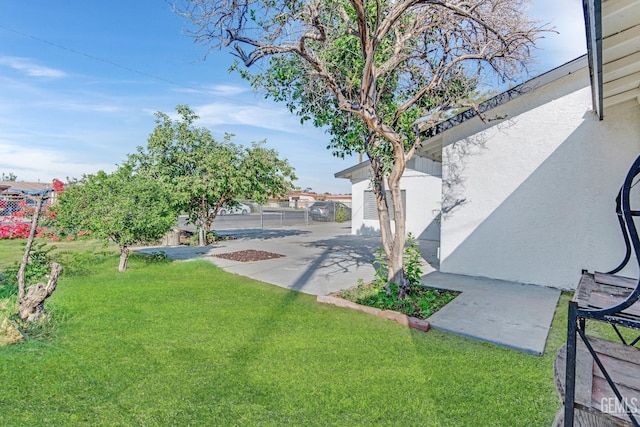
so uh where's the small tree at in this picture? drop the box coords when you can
[175,0,546,297]
[53,166,178,271]
[13,183,63,322]
[132,104,297,246]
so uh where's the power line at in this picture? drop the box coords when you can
[0,23,270,110]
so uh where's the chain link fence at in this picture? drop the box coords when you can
[177,200,353,234]
[0,194,52,218]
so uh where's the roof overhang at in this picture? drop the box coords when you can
[418,56,588,162]
[335,160,371,179]
[584,0,640,119]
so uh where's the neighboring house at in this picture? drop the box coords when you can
[0,181,51,195]
[335,0,640,289]
[286,191,319,208]
[322,194,352,206]
[285,191,352,209]
[0,181,54,216]
[0,181,53,202]
[335,156,442,240]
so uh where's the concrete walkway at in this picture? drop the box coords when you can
[140,222,560,355]
[422,272,560,355]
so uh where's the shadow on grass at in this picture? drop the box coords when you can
[224,233,373,372]
[224,235,374,380]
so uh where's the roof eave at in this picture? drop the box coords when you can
[419,55,589,143]
[334,160,371,179]
[583,0,604,120]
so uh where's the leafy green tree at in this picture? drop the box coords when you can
[1,172,17,181]
[53,166,178,271]
[132,105,297,246]
[175,0,546,297]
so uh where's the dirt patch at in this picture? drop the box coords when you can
[212,249,285,262]
[0,317,23,346]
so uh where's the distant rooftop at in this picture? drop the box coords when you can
[0,181,51,194]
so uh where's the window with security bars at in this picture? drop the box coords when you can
[363,190,406,220]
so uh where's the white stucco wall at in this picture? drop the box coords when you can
[439,67,640,289]
[348,159,442,240]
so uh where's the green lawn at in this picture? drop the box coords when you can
[0,248,569,426]
[0,237,117,270]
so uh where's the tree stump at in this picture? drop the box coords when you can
[18,262,62,322]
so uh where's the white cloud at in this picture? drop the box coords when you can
[173,83,250,97]
[0,142,116,182]
[193,102,303,134]
[0,56,67,78]
[54,102,123,113]
[208,84,250,96]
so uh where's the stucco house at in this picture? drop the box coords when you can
[336,0,640,290]
[335,156,441,240]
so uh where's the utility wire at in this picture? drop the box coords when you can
[0,23,269,110]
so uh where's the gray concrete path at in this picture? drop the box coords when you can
[138,222,560,355]
[421,271,560,355]
[204,224,379,295]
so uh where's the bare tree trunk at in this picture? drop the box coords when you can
[388,152,409,298]
[198,228,204,246]
[198,194,207,246]
[18,262,62,322]
[203,218,214,245]
[367,151,409,296]
[17,194,44,302]
[118,245,129,272]
[367,137,410,298]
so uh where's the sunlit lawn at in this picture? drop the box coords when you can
[0,245,572,426]
[0,237,117,271]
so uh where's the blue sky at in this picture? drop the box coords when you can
[0,0,585,194]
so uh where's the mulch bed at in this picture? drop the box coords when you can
[212,249,285,262]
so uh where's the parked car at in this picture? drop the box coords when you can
[309,201,351,222]
[218,203,251,216]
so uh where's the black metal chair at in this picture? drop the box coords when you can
[562,155,640,426]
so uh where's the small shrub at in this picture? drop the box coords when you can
[372,233,423,288]
[146,251,171,262]
[131,251,172,264]
[372,247,388,287]
[188,230,221,246]
[339,233,458,318]
[339,281,458,320]
[404,233,422,286]
[0,242,55,288]
[335,205,349,223]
